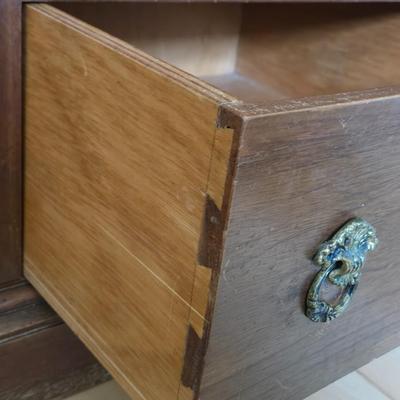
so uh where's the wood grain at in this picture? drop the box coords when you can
[306,345,400,399]
[55,3,242,77]
[0,282,109,400]
[22,4,400,400]
[0,283,41,313]
[0,277,56,347]
[50,3,400,102]
[0,324,110,400]
[201,90,400,400]
[204,73,286,102]
[24,5,234,400]
[237,4,400,99]
[0,302,60,343]
[0,0,22,284]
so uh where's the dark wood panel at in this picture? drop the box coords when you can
[0,283,57,342]
[1,363,110,400]
[0,303,60,343]
[0,283,41,313]
[0,324,110,400]
[0,283,110,400]
[236,4,400,99]
[201,91,400,400]
[0,0,22,284]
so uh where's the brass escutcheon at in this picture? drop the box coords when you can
[306,218,378,322]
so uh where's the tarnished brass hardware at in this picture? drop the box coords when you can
[306,218,378,322]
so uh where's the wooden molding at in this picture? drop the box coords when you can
[0,0,22,285]
[0,324,110,400]
[0,284,110,399]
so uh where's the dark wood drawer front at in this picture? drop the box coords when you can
[202,93,400,400]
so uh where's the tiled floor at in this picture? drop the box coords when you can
[308,346,400,400]
[67,346,400,400]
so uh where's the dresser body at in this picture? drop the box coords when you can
[3,2,400,400]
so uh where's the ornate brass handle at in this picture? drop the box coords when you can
[306,218,378,322]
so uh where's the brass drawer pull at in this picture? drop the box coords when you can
[306,218,378,322]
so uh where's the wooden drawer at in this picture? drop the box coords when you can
[24,4,400,400]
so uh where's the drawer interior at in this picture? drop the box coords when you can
[56,3,400,101]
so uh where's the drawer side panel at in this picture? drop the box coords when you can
[24,5,231,400]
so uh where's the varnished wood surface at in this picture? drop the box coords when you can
[0,283,55,344]
[49,3,400,103]
[24,5,234,400]
[0,324,110,400]
[0,0,22,284]
[237,4,400,98]
[21,3,400,400]
[0,282,58,346]
[0,302,60,343]
[0,283,41,313]
[0,283,110,400]
[63,345,400,400]
[0,0,393,295]
[56,3,242,77]
[204,73,285,102]
[201,90,400,400]
[66,345,400,400]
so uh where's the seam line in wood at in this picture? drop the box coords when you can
[24,257,148,400]
[203,126,220,201]
[98,224,206,322]
[181,325,203,390]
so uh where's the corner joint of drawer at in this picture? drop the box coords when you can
[181,324,204,391]
[197,195,223,270]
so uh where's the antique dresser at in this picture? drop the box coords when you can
[2,2,400,400]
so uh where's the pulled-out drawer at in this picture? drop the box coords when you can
[24,4,400,400]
